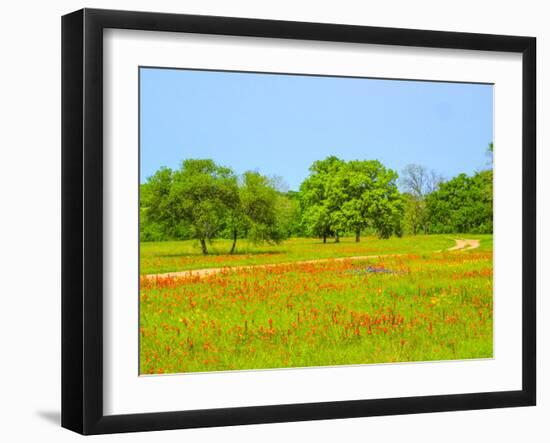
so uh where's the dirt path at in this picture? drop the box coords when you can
[144,253,387,280]
[446,238,480,251]
[144,238,480,280]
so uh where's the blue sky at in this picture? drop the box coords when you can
[140,67,493,191]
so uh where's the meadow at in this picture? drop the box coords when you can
[140,234,492,275]
[139,235,493,374]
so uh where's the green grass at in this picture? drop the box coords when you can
[140,246,493,374]
[140,234,493,275]
[465,234,493,252]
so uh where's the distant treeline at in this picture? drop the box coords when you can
[140,153,493,254]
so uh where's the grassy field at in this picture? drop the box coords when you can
[139,235,493,374]
[140,234,492,275]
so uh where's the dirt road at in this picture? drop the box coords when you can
[144,238,481,280]
[446,238,480,251]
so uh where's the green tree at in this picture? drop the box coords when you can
[300,157,403,241]
[140,168,178,241]
[299,156,344,242]
[168,159,239,254]
[400,164,443,235]
[282,190,304,237]
[227,171,288,254]
[336,160,403,241]
[426,170,493,234]
[402,192,426,236]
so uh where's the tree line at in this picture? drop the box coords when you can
[141,153,493,254]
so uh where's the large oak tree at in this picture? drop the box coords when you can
[300,157,403,241]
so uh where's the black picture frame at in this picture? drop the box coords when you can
[62,8,536,435]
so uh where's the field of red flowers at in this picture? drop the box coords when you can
[140,246,493,374]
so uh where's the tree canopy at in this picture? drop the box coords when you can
[300,157,403,241]
[400,164,443,235]
[299,156,343,242]
[226,171,289,254]
[141,159,291,254]
[426,170,493,234]
[140,148,494,251]
[170,159,239,254]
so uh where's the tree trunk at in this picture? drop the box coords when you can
[323,234,327,244]
[229,230,238,254]
[355,230,360,242]
[335,231,340,243]
[200,238,208,255]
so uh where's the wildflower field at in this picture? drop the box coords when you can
[140,234,493,274]
[139,235,493,374]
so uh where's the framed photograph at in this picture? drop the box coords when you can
[61,8,536,435]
